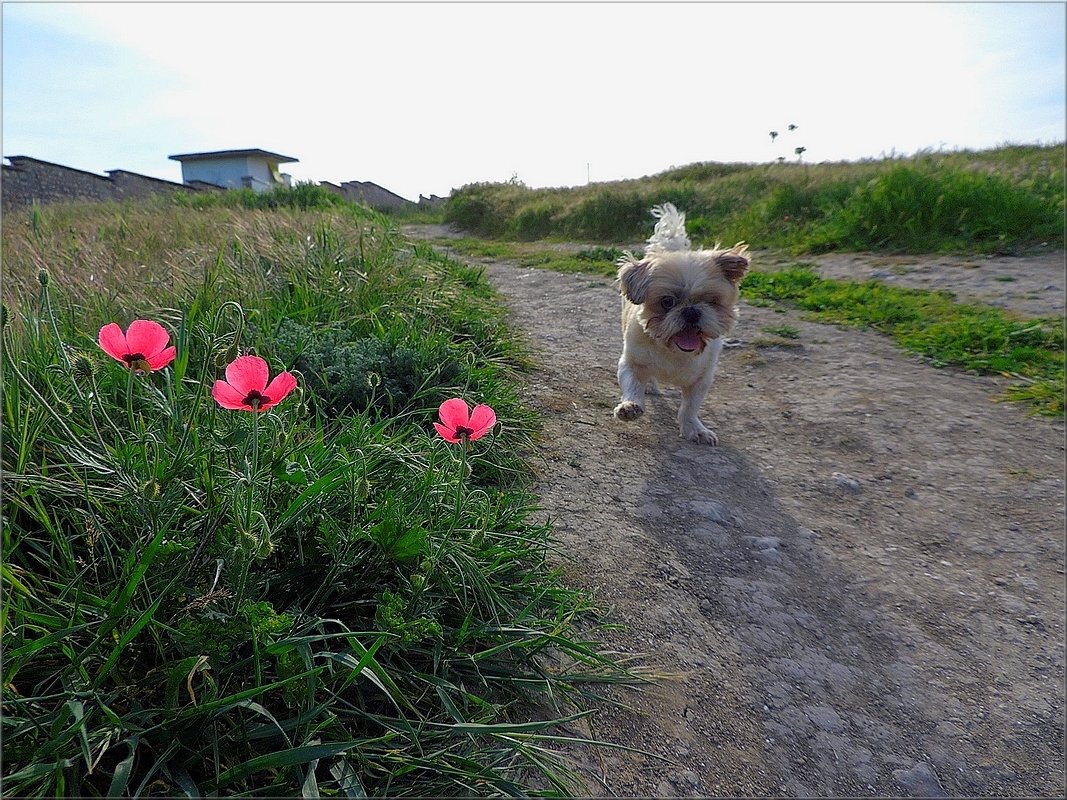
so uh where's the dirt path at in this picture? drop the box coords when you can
[408,226,1066,797]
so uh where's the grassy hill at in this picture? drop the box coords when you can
[440,143,1065,255]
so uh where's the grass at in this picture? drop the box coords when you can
[429,238,625,276]
[442,143,1064,255]
[1,196,644,797]
[742,265,1064,415]
[762,324,801,339]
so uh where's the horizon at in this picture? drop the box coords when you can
[3,2,1064,201]
[7,140,1064,205]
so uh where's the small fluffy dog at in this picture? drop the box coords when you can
[613,203,750,445]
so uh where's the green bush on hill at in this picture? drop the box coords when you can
[443,144,1065,254]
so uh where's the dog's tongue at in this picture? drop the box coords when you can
[675,329,702,352]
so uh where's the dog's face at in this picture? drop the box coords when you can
[618,245,750,353]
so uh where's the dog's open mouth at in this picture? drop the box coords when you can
[671,328,705,353]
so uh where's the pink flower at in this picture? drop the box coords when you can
[434,398,496,444]
[98,320,177,372]
[212,355,297,412]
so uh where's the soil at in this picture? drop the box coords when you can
[407,225,1066,798]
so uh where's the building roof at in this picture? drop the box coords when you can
[167,148,298,164]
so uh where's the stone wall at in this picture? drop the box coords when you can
[325,180,416,211]
[2,156,198,211]
[107,169,209,201]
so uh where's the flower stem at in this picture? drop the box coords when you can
[39,274,71,371]
[248,410,260,532]
[126,367,136,431]
[454,441,468,531]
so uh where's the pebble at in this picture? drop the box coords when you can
[674,770,701,788]
[832,472,863,492]
[892,762,947,797]
[744,535,783,551]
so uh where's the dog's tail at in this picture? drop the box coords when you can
[645,202,691,253]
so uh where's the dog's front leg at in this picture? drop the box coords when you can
[678,372,718,444]
[613,358,646,420]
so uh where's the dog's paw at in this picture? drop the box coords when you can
[613,401,644,421]
[680,420,718,445]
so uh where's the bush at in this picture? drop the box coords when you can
[815,164,1064,252]
[272,320,462,417]
[565,190,648,240]
[175,182,356,213]
[440,144,1065,254]
[510,201,560,240]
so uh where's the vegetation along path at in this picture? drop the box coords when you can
[408,225,1065,797]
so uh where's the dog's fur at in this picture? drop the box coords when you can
[613,203,750,444]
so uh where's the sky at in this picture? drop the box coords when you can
[3,1,1065,202]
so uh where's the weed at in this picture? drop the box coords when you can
[762,324,801,339]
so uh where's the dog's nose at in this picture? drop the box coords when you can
[682,307,701,325]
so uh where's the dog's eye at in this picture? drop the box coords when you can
[661,296,676,310]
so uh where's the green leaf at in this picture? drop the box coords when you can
[210,742,356,791]
[106,736,138,798]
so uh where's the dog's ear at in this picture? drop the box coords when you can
[617,258,653,304]
[716,245,750,285]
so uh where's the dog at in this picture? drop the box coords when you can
[613,203,750,445]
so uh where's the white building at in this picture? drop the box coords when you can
[168,148,298,192]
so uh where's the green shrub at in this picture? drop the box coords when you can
[510,200,560,240]
[175,182,354,213]
[272,320,462,417]
[441,144,1065,254]
[565,190,648,240]
[812,164,1063,252]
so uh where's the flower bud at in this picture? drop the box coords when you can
[73,354,96,380]
[37,269,50,287]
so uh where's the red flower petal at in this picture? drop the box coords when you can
[98,323,129,362]
[467,404,497,438]
[146,346,177,371]
[261,370,298,408]
[438,398,471,431]
[433,422,462,443]
[125,320,171,358]
[225,356,269,394]
[211,379,249,410]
